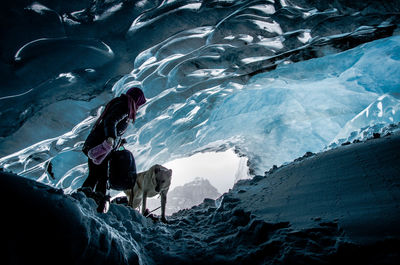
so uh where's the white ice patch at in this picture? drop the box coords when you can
[94,3,123,21]
[173,105,201,125]
[377,101,383,117]
[238,34,254,43]
[298,30,312,43]
[257,36,284,50]
[187,68,226,77]
[129,2,201,32]
[57,73,76,83]
[241,56,271,64]
[25,2,51,14]
[250,20,283,34]
[249,4,276,15]
[224,35,235,40]
[302,8,319,18]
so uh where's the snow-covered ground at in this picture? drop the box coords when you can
[3,132,400,264]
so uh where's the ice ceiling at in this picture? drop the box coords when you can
[1,0,400,191]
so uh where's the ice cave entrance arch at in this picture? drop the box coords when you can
[140,149,251,215]
[163,149,250,194]
[113,149,250,215]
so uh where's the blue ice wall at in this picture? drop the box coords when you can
[1,0,400,188]
[120,36,400,174]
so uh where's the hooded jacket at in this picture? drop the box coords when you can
[83,87,146,156]
[83,95,133,155]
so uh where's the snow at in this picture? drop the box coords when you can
[3,132,400,264]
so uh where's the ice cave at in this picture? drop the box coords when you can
[1,0,400,264]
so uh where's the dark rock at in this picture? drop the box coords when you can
[373,132,381,139]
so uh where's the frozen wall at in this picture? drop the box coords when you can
[1,0,400,190]
[116,36,400,174]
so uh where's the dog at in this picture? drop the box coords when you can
[124,164,172,223]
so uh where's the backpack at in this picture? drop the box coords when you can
[108,149,137,191]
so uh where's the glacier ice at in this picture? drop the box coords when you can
[122,35,400,174]
[1,36,400,187]
[1,1,400,264]
[1,0,400,191]
[330,94,400,147]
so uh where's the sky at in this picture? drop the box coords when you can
[163,149,249,194]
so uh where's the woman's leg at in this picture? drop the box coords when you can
[94,158,110,213]
[82,158,99,190]
[94,159,109,195]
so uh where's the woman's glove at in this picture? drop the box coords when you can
[88,139,113,165]
[106,137,114,146]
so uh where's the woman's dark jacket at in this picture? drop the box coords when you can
[83,95,131,155]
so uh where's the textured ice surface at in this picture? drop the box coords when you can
[2,1,400,264]
[123,36,400,174]
[1,0,400,187]
[328,94,400,147]
[2,36,400,186]
[0,37,400,190]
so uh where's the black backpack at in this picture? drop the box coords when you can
[108,149,137,191]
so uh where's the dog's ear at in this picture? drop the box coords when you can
[168,169,172,176]
[154,166,160,174]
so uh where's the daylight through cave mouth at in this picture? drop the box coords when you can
[139,149,251,216]
[163,149,250,194]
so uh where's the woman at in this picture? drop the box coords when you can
[81,87,146,212]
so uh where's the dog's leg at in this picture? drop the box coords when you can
[142,191,147,216]
[128,187,134,207]
[160,191,167,223]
